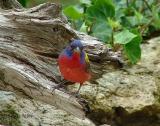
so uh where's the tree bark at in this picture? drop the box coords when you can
[0,0,122,119]
[0,0,22,9]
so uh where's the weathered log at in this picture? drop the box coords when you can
[0,0,121,119]
[0,0,22,9]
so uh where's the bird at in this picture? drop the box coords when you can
[58,39,91,95]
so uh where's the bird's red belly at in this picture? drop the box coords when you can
[58,56,90,83]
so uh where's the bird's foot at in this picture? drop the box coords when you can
[69,91,81,98]
[77,97,90,113]
[69,83,83,98]
[68,93,91,113]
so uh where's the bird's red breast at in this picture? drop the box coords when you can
[58,52,91,84]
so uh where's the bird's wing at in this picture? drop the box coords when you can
[85,52,90,63]
[84,52,90,72]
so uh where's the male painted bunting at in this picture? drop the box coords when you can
[58,39,91,94]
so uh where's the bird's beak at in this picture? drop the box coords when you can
[74,47,80,53]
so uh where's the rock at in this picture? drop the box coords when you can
[0,91,95,126]
[0,91,21,126]
[68,37,160,126]
[100,125,111,126]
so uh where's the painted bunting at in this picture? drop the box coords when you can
[58,39,91,94]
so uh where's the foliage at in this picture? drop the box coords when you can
[18,0,27,7]
[0,105,21,126]
[18,0,54,7]
[18,0,160,64]
[63,0,160,64]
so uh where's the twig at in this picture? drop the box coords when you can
[126,0,129,8]
[143,0,152,12]
[140,18,153,35]
[110,30,114,48]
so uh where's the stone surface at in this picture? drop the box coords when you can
[68,37,160,126]
[0,91,95,126]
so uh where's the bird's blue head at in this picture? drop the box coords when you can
[70,39,83,51]
[64,39,84,56]
[62,39,85,64]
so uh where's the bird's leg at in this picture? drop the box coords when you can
[72,83,83,98]
[76,83,83,94]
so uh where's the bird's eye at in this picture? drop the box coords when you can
[80,46,84,50]
[70,44,75,49]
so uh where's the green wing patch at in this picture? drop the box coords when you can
[85,53,90,63]
[85,53,90,72]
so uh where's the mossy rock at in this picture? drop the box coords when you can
[0,105,22,126]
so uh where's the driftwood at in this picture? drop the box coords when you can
[0,0,122,119]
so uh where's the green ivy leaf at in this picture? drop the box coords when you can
[125,11,149,27]
[86,0,115,22]
[91,0,98,4]
[79,22,87,33]
[63,6,83,20]
[18,0,27,7]
[80,0,91,5]
[108,18,121,30]
[124,29,142,64]
[152,5,160,29]
[91,21,112,42]
[85,0,115,42]
[114,29,137,44]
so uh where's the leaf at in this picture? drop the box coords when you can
[86,0,115,22]
[18,0,27,7]
[125,11,150,27]
[91,0,98,4]
[79,22,87,33]
[63,6,83,20]
[91,21,112,42]
[85,0,115,42]
[80,0,91,5]
[134,10,143,23]
[123,29,142,64]
[108,18,121,30]
[114,30,137,44]
[152,5,160,29]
